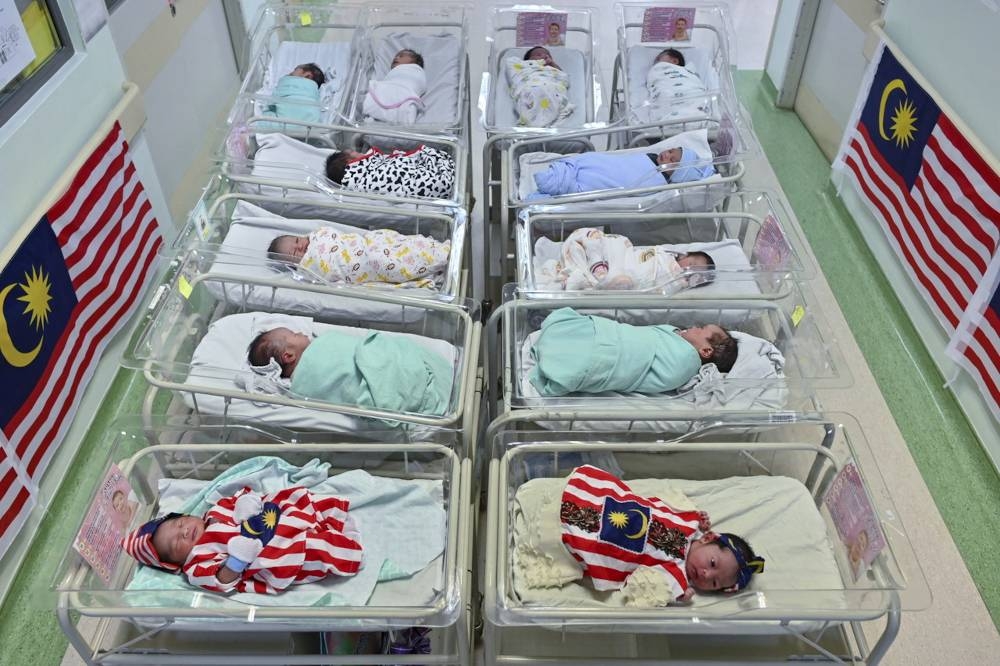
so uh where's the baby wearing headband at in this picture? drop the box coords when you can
[560,465,765,604]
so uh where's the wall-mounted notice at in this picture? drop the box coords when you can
[641,7,696,43]
[823,461,887,581]
[516,12,567,47]
[73,465,138,584]
[0,0,36,88]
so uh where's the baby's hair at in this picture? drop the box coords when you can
[706,326,738,372]
[524,46,549,61]
[325,151,351,184]
[685,251,716,289]
[656,48,685,67]
[267,235,293,260]
[248,329,281,368]
[296,62,326,86]
[396,49,424,68]
[686,251,715,270]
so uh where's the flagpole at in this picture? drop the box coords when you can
[871,20,1000,174]
[0,81,142,269]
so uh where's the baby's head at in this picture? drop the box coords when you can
[678,324,738,371]
[656,146,683,167]
[686,532,764,593]
[248,326,312,378]
[291,62,326,87]
[325,149,365,184]
[655,48,685,67]
[677,251,715,288]
[122,512,205,572]
[268,234,310,263]
[524,46,558,69]
[391,49,424,69]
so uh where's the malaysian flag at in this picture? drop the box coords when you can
[0,122,163,559]
[559,465,702,598]
[946,252,1000,422]
[834,43,1000,332]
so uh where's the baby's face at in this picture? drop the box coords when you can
[112,492,126,513]
[273,235,310,261]
[679,324,725,349]
[526,47,557,69]
[686,538,740,592]
[677,253,709,270]
[657,147,683,166]
[291,66,313,80]
[391,51,418,68]
[656,53,681,65]
[152,515,205,565]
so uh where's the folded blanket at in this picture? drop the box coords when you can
[505,57,573,127]
[532,152,667,198]
[291,329,452,424]
[258,75,322,128]
[252,133,333,182]
[363,63,427,124]
[646,62,709,122]
[529,308,701,396]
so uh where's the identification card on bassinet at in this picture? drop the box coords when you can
[822,460,887,581]
[73,464,139,585]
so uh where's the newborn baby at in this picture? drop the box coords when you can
[363,49,426,124]
[645,48,710,122]
[260,62,326,127]
[268,227,451,289]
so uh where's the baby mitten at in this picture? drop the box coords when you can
[226,535,265,572]
[233,493,264,523]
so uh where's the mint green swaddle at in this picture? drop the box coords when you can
[529,307,700,396]
[259,75,322,127]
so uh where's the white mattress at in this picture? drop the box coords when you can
[508,474,845,633]
[494,46,589,129]
[516,128,729,208]
[362,32,463,127]
[202,201,444,321]
[182,312,458,434]
[625,44,722,122]
[257,41,354,124]
[526,237,756,297]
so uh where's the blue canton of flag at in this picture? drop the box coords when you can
[0,222,77,427]
[598,496,650,553]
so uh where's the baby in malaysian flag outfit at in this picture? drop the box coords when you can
[122,486,362,594]
[560,465,763,603]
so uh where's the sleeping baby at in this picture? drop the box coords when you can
[363,49,426,124]
[529,307,737,396]
[268,227,451,289]
[537,227,714,291]
[324,144,455,200]
[505,46,574,127]
[259,63,326,127]
[529,146,716,199]
[248,326,452,423]
[645,48,710,122]
[560,465,764,603]
[122,486,362,594]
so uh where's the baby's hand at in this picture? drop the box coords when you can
[233,493,264,523]
[676,588,695,603]
[227,535,264,565]
[697,511,711,532]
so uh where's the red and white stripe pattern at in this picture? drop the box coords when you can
[946,253,1000,421]
[560,465,702,599]
[0,123,162,555]
[183,486,363,594]
[840,63,1000,331]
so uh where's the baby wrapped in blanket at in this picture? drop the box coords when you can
[249,327,452,425]
[529,307,737,396]
[505,46,574,127]
[363,49,427,124]
[536,227,713,291]
[326,145,455,200]
[258,63,326,128]
[646,49,709,122]
[529,146,716,199]
[269,227,451,289]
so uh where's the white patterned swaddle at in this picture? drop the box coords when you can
[645,62,709,121]
[301,227,451,288]
[504,57,574,127]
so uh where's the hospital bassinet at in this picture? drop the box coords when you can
[341,3,471,139]
[229,3,367,136]
[514,188,814,292]
[174,174,470,302]
[122,250,482,452]
[610,1,740,144]
[54,423,474,665]
[485,284,848,435]
[482,415,930,665]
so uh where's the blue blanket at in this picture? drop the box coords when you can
[291,330,452,424]
[529,308,701,396]
[532,152,667,196]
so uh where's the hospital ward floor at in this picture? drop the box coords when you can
[0,71,997,665]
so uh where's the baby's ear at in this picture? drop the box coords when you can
[699,531,719,543]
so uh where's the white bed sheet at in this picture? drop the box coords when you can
[182,312,458,433]
[509,474,845,633]
[625,44,722,123]
[363,32,462,126]
[201,201,441,321]
[494,46,589,129]
[527,237,756,297]
[515,128,729,209]
[257,41,354,124]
